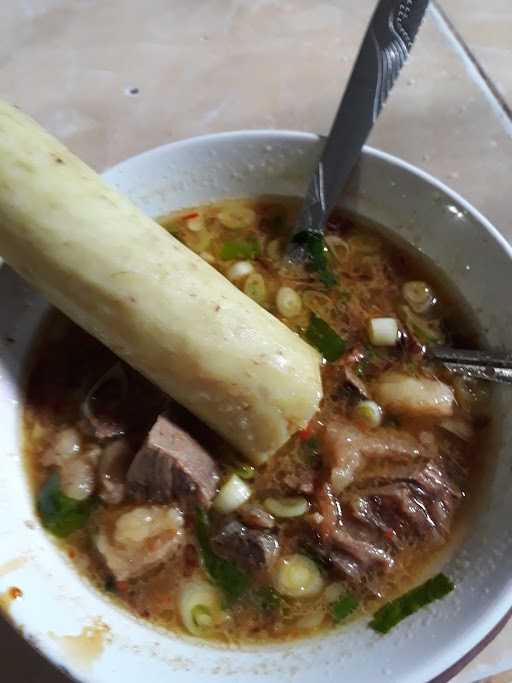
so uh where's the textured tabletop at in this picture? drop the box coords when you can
[0,1,511,681]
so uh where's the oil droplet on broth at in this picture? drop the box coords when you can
[50,619,110,670]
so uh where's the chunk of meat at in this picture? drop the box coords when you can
[403,460,460,532]
[95,505,185,581]
[211,519,279,572]
[98,439,133,505]
[346,461,461,543]
[372,372,454,418]
[322,418,424,493]
[316,482,394,577]
[300,535,365,583]
[349,496,404,548]
[352,484,438,539]
[127,415,220,508]
[238,504,276,529]
[309,460,460,585]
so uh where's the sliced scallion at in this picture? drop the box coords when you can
[292,231,337,287]
[37,472,95,538]
[263,496,308,518]
[233,463,256,480]
[369,573,454,634]
[219,239,260,261]
[305,314,346,362]
[330,594,358,624]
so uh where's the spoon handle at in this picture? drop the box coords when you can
[289,0,430,253]
[428,347,512,384]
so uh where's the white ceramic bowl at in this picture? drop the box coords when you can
[1,131,512,683]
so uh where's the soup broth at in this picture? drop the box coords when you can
[23,197,491,643]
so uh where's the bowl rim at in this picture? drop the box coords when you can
[107,127,512,263]
[6,128,512,683]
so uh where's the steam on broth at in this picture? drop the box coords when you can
[24,197,490,642]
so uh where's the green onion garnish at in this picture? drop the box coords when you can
[305,314,346,362]
[233,463,256,480]
[219,239,260,261]
[331,594,358,623]
[369,573,454,634]
[293,231,337,287]
[37,472,96,538]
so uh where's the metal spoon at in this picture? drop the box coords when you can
[285,0,512,385]
[287,0,430,259]
[427,347,512,384]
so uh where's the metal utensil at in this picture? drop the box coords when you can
[428,347,512,384]
[284,0,511,386]
[287,0,430,259]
